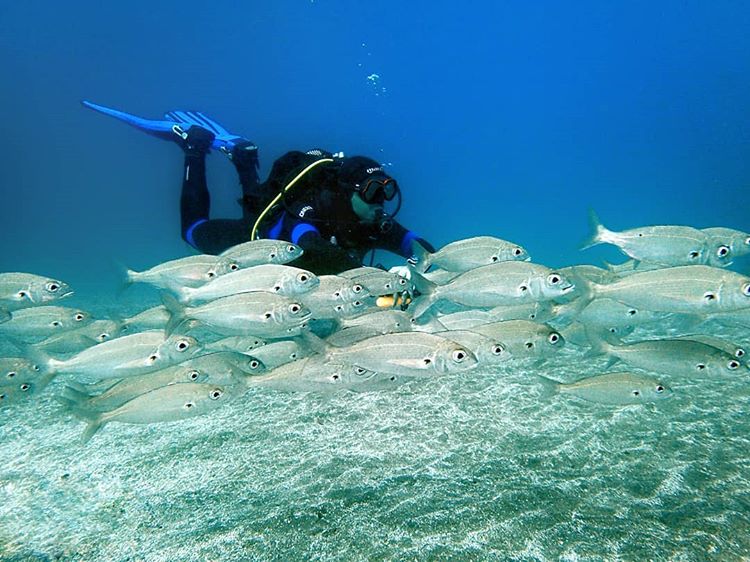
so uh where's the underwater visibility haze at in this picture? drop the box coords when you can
[1,1,749,560]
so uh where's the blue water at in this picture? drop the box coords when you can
[1,2,749,560]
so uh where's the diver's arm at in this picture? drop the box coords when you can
[379,221,435,259]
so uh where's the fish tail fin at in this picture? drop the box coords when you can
[55,395,106,444]
[113,260,136,296]
[61,384,92,405]
[581,328,619,358]
[161,292,188,336]
[407,272,439,320]
[581,209,611,250]
[410,240,432,273]
[299,330,332,353]
[535,374,560,400]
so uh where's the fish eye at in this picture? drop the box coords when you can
[717,245,730,258]
[491,344,504,355]
[207,272,216,278]
[696,363,706,370]
[398,278,407,286]
[513,248,523,256]
[287,245,296,252]
[704,292,717,302]
[452,349,467,363]
[184,401,195,409]
[230,263,239,271]
[298,273,309,282]
[491,256,498,262]
[389,376,397,382]
[0,393,5,400]
[175,340,190,352]
[548,333,561,344]
[51,321,61,327]
[331,374,340,380]
[32,364,40,371]
[17,290,28,299]
[148,354,158,362]
[656,385,665,393]
[423,358,432,366]
[742,283,750,297]
[249,360,260,370]
[188,370,200,381]
[7,372,16,379]
[264,312,273,319]
[518,285,528,293]
[547,274,561,285]
[20,383,31,392]
[745,236,750,246]
[289,304,301,314]
[75,313,85,321]
[352,284,363,293]
[209,389,223,400]
[735,349,745,358]
[46,282,60,292]
[632,390,641,396]
[98,333,110,341]
[689,251,700,259]
[269,252,277,259]
[627,309,637,316]
[728,360,740,370]
[525,342,534,349]
[355,367,367,375]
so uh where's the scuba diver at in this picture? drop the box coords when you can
[82,102,434,275]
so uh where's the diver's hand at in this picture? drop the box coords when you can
[388,265,412,281]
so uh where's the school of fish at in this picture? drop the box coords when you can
[2,211,749,443]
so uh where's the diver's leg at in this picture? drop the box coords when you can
[229,141,261,220]
[179,126,216,249]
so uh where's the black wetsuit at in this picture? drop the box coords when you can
[179,141,433,275]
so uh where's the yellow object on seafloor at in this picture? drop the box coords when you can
[376,294,412,308]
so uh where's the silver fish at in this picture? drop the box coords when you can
[165,293,311,338]
[592,337,747,378]
[310,331,477,377]
[249,340,310,370]
[174,264,319,304]
[250,356,406,394]
[703,227,750,258]
[40,330,202,382]
[62,351,261,412]
[206,335,267,354]
[219,239,303,267]
[125,254,240,291]
[541,372,672,405]
[339,268,410,297]
[589,265,750,314]
[436,330,509,366]
[66,382,244,443]
[575,298,672,330]
[411,262,574,319]
[121,305,171,332]
[412,236,530,273]
[0,273,73,311]
[32,319,121,355]
[0,306,92,341]
[674,334,746,360]
[0,379,51,407]
[469,320,564,358]
[0,357,48,386]
[582,211,712,266]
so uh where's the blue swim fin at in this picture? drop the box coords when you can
[81,101,247,154]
